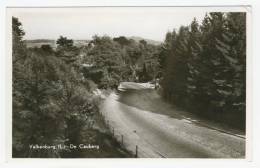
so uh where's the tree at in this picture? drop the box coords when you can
[161,30,177,100]
[56,36,73,48]
[186,18,203,108]
[113,36,131,46]
[84,35,124,88]
[160,26,191,105]
[216,13,246,126]
[56,36,79,64]
[12,18,98,157]
[160,12,246,129]
[12,17,26,64]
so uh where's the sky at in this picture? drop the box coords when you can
[9,7,209,41]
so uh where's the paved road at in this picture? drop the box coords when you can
[100,82,245,158]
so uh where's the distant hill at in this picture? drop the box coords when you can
[24,37,161,49]
[128,36,162,46]
[26,39,55,43]
[25,39,56,48]
[25,39,90,48]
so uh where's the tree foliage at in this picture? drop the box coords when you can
[12,17,97,157]
[81,35,160,88]
[160,13,246,129]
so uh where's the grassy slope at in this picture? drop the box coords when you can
[117,87,245,137]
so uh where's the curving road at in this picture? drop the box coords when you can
[100,82,245,158]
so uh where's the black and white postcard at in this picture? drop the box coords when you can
[6,6,250,160]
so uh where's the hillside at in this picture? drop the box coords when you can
[128,36,162,45]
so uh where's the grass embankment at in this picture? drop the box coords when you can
[117,88,245,136]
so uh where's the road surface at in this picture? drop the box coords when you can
[100,82,245,158]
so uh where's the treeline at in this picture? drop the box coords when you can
[159,12,246,129]
[13,17,102,157]
[12,16,160,157]
[80,35,160,89]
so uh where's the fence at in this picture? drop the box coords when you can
[105,119,141,158]
[100,112,166,158]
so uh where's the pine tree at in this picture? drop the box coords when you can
[216,13,246,126]
[198,13,229,113]
[186,18,203,108]
[56,36,79,64]
[161,30,177,100]
[160,12,246,129]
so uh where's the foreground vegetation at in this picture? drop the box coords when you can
[12,17,135,157]
[159,13,246,129]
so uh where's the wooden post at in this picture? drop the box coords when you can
[121,135,124,145]
[135,145,138,158]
